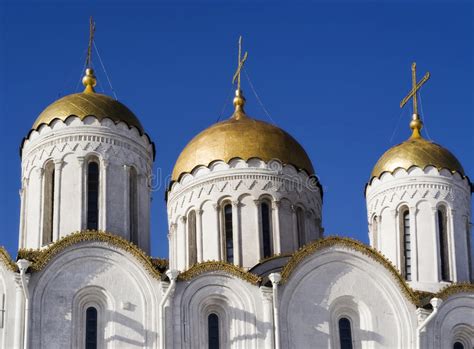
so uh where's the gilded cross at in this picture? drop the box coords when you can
[232,36,248,90]
[86,16,96,68]
[400,62,430,115]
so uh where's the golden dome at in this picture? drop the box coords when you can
[32,69,144,133]
[171,90,314,182]
[371,114,465,179]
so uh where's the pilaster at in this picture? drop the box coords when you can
[52,159,63,241]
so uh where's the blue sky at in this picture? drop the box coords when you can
[0,1,472,258]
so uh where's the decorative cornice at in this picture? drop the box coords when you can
[435,283,474,300]
[280,236,423,306]
[0,246,18,272]
[178,261,261,285]
[16,230,162,279]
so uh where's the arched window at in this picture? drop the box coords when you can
[129,167,138,245]
[401,209,412,281]
[208,313,220,349]
[438,207,450,281]
[86,161,99,230]
[453,342,464,349]
[42,162,55,246]
[338,317,353,349]
[296,206,305,247]
[85,307,98,349]
[188,210,197,266]
[261,201,272,258]
[223,203,233,263]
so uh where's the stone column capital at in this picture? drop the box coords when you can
[272,200,281,210]
[231,200,241,208]
[36,167,45,177]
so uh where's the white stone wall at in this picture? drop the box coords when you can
[422,294,474,349]
[167,159,323,271]
[279,246,418,348]
[27,242,161,349]
[366,167,472,292]
[171,273,272,348]
[0,265,21,349]
[20,117,154,253]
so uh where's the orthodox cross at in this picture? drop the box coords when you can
[400,62,430,115]
[86,16,96,68]
[232,36,248,90]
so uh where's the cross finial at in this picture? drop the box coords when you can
[231,36,249,115]
[400,62,431,138]
[86,16,96,68]
[82,16,97,93]
[232,36,248,91]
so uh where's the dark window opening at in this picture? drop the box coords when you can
[87,162,99,230]
[402,210,412,281]
[261,202,272,258]
[224,204,233,263]
[438,208,450,281]
[42,164,55,245]
[338,317,353,349]
[208,313,219,349]
[188,210,197,265]
[129,167,138,245]
[453,342,464,349]
[85,307,97,349]
[296,207,305,247]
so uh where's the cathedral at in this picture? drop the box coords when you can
[0,25,473,349]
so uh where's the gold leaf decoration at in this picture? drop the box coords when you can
[0,246,18,272]
[435,283,474,300]
[179,261,261,285]
[16,230,162,279]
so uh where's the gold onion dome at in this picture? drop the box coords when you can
[370,114,465,180]
[171,89,314,182]
[31,68,144,133]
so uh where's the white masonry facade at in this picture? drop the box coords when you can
[0,61,473,349]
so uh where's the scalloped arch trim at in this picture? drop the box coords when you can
[16,230,161,279]
[368,165,470,186]
[0,247,17,272]
[178,261,261,285]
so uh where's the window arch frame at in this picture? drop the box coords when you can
[85,157,101,231]
[42,160,55,246]
[259,198,273,259]
[72,286,111,349]
[201,301,228,349]
[329,296,371,349]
